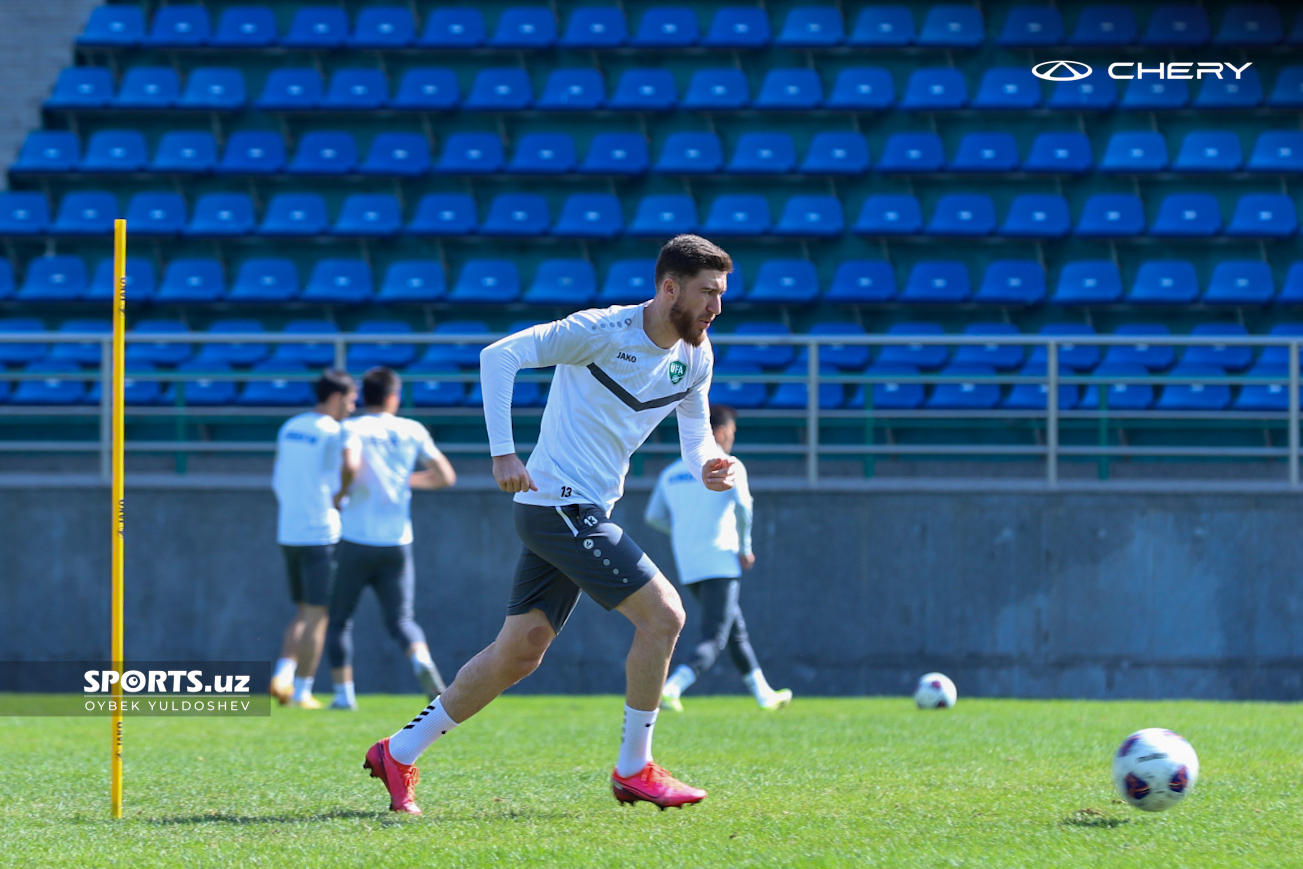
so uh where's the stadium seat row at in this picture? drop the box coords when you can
[3,254,1302,307]
[17,128,1303,178]
[45,64,1303,113]
[77,4,1303,50]
[3,188,1300,242]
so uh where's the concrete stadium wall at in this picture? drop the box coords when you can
[1,484,1301,701]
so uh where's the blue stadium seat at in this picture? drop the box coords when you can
[1227,194,1297,237]
[52,191,118,236]
[237,363,314,407]
[126,319,192,367]
[46,320,110,365]
[901,68,968,109]
[0,318,46,366]
[408,194,477,236]
[218,130,285,174]
[749,259,819,304]
[1151,193,1222,237]
[775,196,843,237]
[350,6,415,47]
[156,258,225,303]
[972,68,1042,109]
[1247,131,1303,172]
[537,69,606,111]
[801,322,870,370]
[825,67,894,110]
[632,7,699,46]
[1104,324,1176,370]
[628,194,697,236]
[257,194,328,238]
[1258,324,1303,366]
[392,68,460,110]
[11,131,79,175]
[508,132,577,174]
[1280,263,1303,304]
[951,133,1020,172]
[168,361,236,406]
[754,69,823,110]
[1052,260,1123,304]
[722,322,795,369]
[581,133,649,175]
[918,5,984,46]
[926,195,996,236]
[656,132,723,174]
[418,9,485,47]
[767,363,845,410]
[85,257,155,302]
[562,7,627,47]
[82,130,148,173]
[1076,194,1146,236]
[465,68,533,111]
[267,321,335,367]
[974,260,1047,304]
[826,260,895,303]
[926,363,1001,409]
[347,321,417,370]
[522,259,597,305]
[125,192,186,237]
[703,195,771,236]
[1100,131,1169,172]
[491,7,557,48]
[0,193,50,236]
[193,327,267,375]
[449,260,521,303]
[283,7,349,48]
[1120,77,1190,109]
[704,7,771,47]
[1142,4,1209,46]
[1204,260,1275,304]
[1046,68,1117,109]
[147,5,210,47]
[728,132,796,174]
[377,261,446,304]
[179,192,252,237]
[288,131,358,174]
[706,365,765,409]
[115,67,179,109]
[211,7,276,47]
[46,67,114,109]
[1001,194,1071,237]
[1077,363,1153,410]
[418,321,490,367]
[332,194,403,237]
[847,364,924,410]
[323,69,389,110]
[11,361,87,406]
[437,132,504,174]
[877,132,945,172]
[848,6,914,45]
[598,260,656,304]
[1232,362,1290,411]
[609,69,678,111]
[1184,323,1252,371]
[1028,323,1100,370]
[1024,132,1093,173]
[553,194,623,238]
[300,259,373,304]
[1268,66,1303,107]
[1128,260,1200,304]
[683,69,749,110]
[776,7,844,46]
[1173,131,1244,171]
[481,194,550,237]
[228,258,300,303]
[853,194,922,235]
[408,364,467,407]
[151,131,217,173]
[955,323,1024,370]
[800,131,869,175]
[1069,5,1137,44]
[255,69,323,110]
[360,133,431,177]
[1156,364,1229,410]
[18,256,86,301]
[999,6,1064,45]
[79,6,145,47]
[1195,68,1263,108]
[1215,4,1282,44]
[1002,363,1078,410]
[901,261,971,303]
[877,322,948,370]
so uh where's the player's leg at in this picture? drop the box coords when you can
[722,588,792,710]
[372,544,445,698]
[325,541,371,710]
[290,544,335,708]
[272,546,306,704]
[662,577,736,709]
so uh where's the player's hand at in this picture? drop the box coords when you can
[702,456,736,491]
[332,491,347,511]
[493,453,537,494]
[738,553,756,570]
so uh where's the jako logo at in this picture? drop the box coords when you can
[1033,60,1253,81]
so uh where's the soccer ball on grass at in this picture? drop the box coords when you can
[1112,728,1199,812]
[913,672,957,709]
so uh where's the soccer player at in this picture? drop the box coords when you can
[362,234,736,815]
[647,404,793,713]
[325,367,457,711]
[270,369,357,709]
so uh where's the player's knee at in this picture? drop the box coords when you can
[649,599,685,642]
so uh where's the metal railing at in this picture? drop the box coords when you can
[1,330,1301,488]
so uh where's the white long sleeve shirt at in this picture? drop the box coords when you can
[645,457,753,584]
[273,411,345,546]
[480,304,725,516]
[340,413,442,547]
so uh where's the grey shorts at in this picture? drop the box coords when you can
[281,544,335,607]
[508,502,659,634]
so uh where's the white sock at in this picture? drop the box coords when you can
[743,669,775,701]
[616,705,658,778]
[664,665,696,698]
[334,681,356,706]
[274,657,296,683]
[409,647,435,676]
[389,697,459,766]
[292,676,313,702]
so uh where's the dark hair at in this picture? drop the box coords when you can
[654,234,733,291]
[314,369,355,404]
[361,367,401,407]
[709,404,738,430]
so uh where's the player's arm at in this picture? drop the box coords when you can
[644,475,672,535]
[676,367,733,491]
[733,460,755,569]
[410,429,456,490]
[333,427,362,509]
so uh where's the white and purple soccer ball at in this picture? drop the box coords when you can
[1112,728,1200,812]
[913,672,957,709]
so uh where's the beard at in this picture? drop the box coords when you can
[669,298,707,347]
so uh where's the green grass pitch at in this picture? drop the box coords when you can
[1,695,1300,868]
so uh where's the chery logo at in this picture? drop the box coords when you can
[1032,60,1092,81]
[1033,60,1253,81]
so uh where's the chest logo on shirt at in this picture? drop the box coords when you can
[669,361,687,384]
[617,351,637,363]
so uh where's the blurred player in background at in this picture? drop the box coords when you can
[647,404,792,713]
[325,366,457,710]
[270,369,356,709]
[361,235,735,814]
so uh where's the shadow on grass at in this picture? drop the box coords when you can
[1061,809,1131,829]
[148,810,402,826]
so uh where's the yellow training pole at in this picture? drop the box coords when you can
[110,219,126,819]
